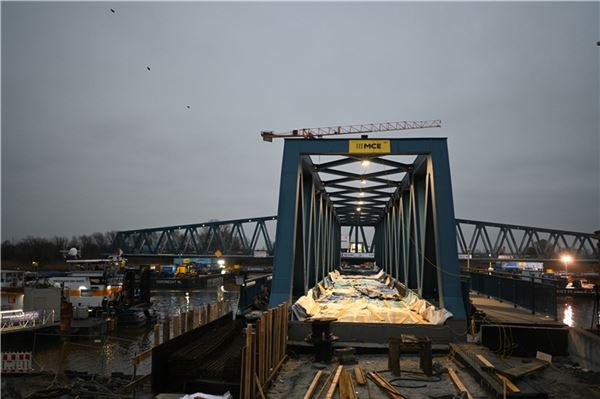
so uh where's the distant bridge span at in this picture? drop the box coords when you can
[113,216,598,263]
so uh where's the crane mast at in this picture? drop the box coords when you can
[260,120,441,142]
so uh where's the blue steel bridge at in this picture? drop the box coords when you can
[113,215,598,264]
[112,137,599,321]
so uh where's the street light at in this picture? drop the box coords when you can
[561,254,573,274]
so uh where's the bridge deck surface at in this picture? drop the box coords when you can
[470,292,563,326]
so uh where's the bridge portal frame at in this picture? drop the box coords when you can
[269,138,466,321]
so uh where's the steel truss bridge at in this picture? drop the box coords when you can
[113,137,598,323]
[113,216,598,263]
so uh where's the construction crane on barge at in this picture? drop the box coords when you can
[260,120,442,141]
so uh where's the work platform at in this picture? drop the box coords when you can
[470,292,562,327]
[470,292,570,358]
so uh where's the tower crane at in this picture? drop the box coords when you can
[260,120,441,142]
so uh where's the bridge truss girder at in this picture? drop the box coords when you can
[112,216,276,257]
[455,219,599,262]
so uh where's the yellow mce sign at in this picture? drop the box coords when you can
[348,140,391,154]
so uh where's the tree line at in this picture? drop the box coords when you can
[1,232,116,264]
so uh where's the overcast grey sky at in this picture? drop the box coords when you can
[2,1,599,240]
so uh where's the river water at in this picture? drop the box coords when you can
[560,295,598,328]
[3,288,238,376]
[3,292,597,377]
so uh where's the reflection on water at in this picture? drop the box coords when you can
[563,304,574,327]
[3,288,236,376]
[558,296,597,328]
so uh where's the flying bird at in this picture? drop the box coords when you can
[110,8,115,13]
[186,105,191,109]
[146,66,151,71]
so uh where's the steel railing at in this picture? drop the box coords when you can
[0,309,56,331]
[468,271,557,320]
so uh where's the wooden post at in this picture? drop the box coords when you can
[199,306,205,326]
[180,312,187,333]
[194,308,200,328]
[283,302,288,356]
[267,309,273,373]
[388,338,401,376]
[187,310,194,332]
[163,318,170,342]
[243,324,254,399]
[173,315,180,337]
[257,317,264,384]
[153,324,160,346]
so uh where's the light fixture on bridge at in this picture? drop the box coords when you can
[358,200,364,205]
[359,192,365,197]
[561,254,573,274]
[356,207,362,212]
[360,179,367,185]
[361,159,370,167]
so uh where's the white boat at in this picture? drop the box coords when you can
[49,259,124,308]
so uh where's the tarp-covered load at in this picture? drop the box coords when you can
[291,270,453,325]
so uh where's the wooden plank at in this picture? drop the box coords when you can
[498,361,548,380]
[314,370,334,399]
[130,347,152,366]
[256,374,266,399]
[325,365,343,399]
[338,369,357,399]
[366,371,403,399]
[450,344,505,395]
[339,369,350,399]
[476,354,494,368]
[447,367,474,399]
[239,347,246,399]
[303,370,323,399]
[497,373,520,393]
[265,354,289,385]
[187,310,194,332]
[266,310,272,374]
[162,318,170,342]
[153,324,160,346]
[251,328,256,397]
[354,366,366,385]
[246,325,253,399]
[257,317,264,384]
[284,302,289,355]
[272,308,279,367]
[475,354,520,393]
[172,315,180,337]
